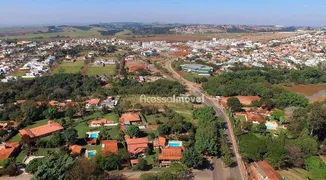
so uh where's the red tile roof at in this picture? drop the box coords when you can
[90,118,115,126]
[158,147,182,161]
[101,140,118,155]
[130,159,139,165]
[69,145,82,155]
[19,120,64,139]
[254,161,282,180]
[126,137,148,154]
[86,98,101,105]
[0,142,20,160]
[153,136,166,147]
[119,113,141,124]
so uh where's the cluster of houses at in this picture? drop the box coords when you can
[218,96,282,132]
[0,37,130,82]
[0,95,185,168]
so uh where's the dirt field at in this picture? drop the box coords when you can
[285,84,326,96]
[285,84,326,103]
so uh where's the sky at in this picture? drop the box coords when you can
[1,0,326,27]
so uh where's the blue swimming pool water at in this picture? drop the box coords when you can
[169,141,182,147]
[266,125,273,129]
[88,151,95,157]
[89,133,98,138]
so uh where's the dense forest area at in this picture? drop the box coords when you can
[203,67,326,109]
[0,74,101,103]
[105,78,185,96]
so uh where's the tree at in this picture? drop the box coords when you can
[33,155,75,180]
[134,158,149,171]
[264,140,287,169]
[239,133,267,161]
[305,156,326,180]
[158,124,171,136]
[62,128,78,145]
[65,108,75,119]
[227,97,242,112]
[126,125,141,138]
[67,158,104,180]
[43,107,57,119]
[221,153,233,167]
[171,124,183,134]
[275,92,308,109]
[26,158,44,173]
[181,147,204,169]
[195,125,219,155]
[255,122,267,135]
[271,110,285,121]
[99,127,112,140]
[96,153,121,171]
[285,145,304,167]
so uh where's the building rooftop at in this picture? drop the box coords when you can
[19,120,64,139]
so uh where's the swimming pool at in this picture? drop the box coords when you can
[89,133,98,138]
[266,125,273,129]
[168,141,182,147]
[88,151,95,157]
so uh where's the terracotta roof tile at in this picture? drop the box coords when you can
[19,120,64,138]
[126,137,148,154]
[158,147,182,161]
[101,140,118,155]
[0,142,20,160]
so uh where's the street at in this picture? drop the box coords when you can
[165,59,246,180]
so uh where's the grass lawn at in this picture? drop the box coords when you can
[84,144,102,154]
[121,95,193,112]
[32,148,61,156]
[15,150,26,163]
[235,115,247,122]
[86,65,116,76]
[52,61,84,74]
[13,71,26,77]
[8,134,21,142]
[277,168,312,180]
[179,71,201,82]
[74,112,119,139]
[144,114,170,125]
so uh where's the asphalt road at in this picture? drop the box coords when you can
[165,59,245,180]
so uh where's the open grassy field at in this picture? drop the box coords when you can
[120,95,194,112]
[86,65,116,76]
[277,168,312,180]
[0,27,104,40]
[52,60,85,74]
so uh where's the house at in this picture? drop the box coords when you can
[85,98,101,110]
[101,140,118,155]
[100,96,119,109]
[153,136,166,149]
[252,160,282,180]
[180,64,213,76]
[0,142,21,161]
[119,113,141,125]
[125,137,148,155]
[158,147,183,167]
[90,118,116,127]
[19,120,64,141]
[69,145,83,156]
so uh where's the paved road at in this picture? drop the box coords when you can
[165,59,246,180]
